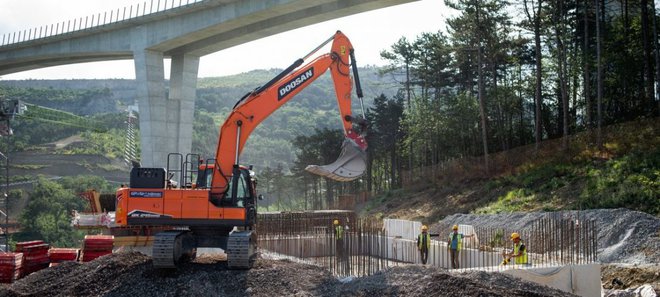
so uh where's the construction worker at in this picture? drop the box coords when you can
[502,232,528,265]
[333,219,344,259]
[447,224,474,269]
[417,225,431,265]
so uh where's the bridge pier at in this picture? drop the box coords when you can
[167,53,199,168]
[133,48,167,168]
[133,44,199,170]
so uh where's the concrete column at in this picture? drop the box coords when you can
[132,27,169,168]
[168,53,199,163]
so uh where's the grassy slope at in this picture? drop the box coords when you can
[360,118,660,222]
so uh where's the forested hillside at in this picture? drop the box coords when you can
[0,67,399,171]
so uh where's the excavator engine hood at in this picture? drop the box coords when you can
[305,136,366,182]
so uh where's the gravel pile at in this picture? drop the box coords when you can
[339,266,577,297]
[437,208,660,264]
[0,251,578,297]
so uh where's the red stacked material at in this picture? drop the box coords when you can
[48,248,80,267]
[0,253,22,283]
[20,242,50,276]
[15,240,44,252]
[82,235,113,262]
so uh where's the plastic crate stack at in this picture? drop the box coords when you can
[82,235,113,262]
[16,240,50,276]
[48,248,80,267]
[0,252,22,283]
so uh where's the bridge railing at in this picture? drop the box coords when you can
[1,0,205,47]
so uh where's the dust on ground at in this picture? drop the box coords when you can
[0,251,578,297]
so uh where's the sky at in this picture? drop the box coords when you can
[0,0,453,80]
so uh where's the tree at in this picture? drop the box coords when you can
[381,37,417,172]
[20,178,85,247]
[367,94,405,189]
[523,0,547,150]
[292,128,345,209]
[446,0,512,171]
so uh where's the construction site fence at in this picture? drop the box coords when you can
[256,216,598,277]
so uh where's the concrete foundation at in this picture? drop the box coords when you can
[502,264,602,297]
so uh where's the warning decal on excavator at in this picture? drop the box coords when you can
[130,191,163,198]
[278,68,314,100]
[128,210,171,218]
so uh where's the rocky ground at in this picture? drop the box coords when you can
[601,264,660,295]
[0,251,579,297]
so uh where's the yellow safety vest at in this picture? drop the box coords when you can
[335,225,343,240]
[448,233,463,251]
[418,233,431,250]
[513,242,528,264]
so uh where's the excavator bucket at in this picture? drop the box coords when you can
[305,138,367,182]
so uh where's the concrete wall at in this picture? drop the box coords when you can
[502,264,602,297]
[384,219,420,241]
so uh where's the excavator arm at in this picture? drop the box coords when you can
[209,31,368,198]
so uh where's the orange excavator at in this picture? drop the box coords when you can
[115,31,368,269]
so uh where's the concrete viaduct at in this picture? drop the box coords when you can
[0,0,415,169]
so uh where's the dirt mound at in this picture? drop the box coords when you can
[601,264,660,293]
[0,251,578,297]
[340,266,576,297]
[437,208,660,264]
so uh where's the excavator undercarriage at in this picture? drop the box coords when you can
[151,229,256,269]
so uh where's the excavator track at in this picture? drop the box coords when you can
[152,230,195,269]
[226,230,256,269]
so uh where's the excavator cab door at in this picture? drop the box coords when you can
[195,164,214,189]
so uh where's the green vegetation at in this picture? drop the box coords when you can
[10,164,50,170]
[8,175,34,183]
[17,175,114,247]
[61,129,128,159]
[580,150,659,214]
[475,139,659,215]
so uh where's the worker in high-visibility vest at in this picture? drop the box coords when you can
[502,232,528,265]
[417,225,431,265]
[333,219,344,259]
[447,224,474,269]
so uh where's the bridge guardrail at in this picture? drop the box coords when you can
[1,0,205,47]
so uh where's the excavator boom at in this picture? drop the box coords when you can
[209,30,367,198]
